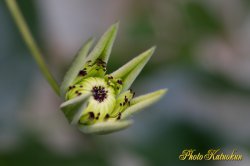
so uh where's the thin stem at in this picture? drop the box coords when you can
[5,0,60,96]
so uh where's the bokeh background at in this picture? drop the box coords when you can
[1,0,250,165]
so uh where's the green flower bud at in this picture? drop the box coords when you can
[60,23,167,134]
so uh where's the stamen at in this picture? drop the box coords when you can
[117,80,123,85]
[108,76,113,79]
[104,114,110,120]
[69,85,76,90]
[96,113,100,120]
[91,86,108,103]
[125,96,128,102]
[78,69,87,76]
[89,112,95,120]
[117,112,121,120]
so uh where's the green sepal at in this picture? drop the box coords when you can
[78,120,133,134]
[60,23,119,97]
[121,89,167,119]
[85,22,119,64]
[111,46,156,93]
[60,38,94,97]
[60,93,91,124]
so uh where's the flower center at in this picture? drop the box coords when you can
[91,86,108,103]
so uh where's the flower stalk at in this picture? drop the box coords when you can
[5,0,60,95]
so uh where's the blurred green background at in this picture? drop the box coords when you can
[1,0,250,166]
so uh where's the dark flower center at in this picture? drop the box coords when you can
[91,86,108,103]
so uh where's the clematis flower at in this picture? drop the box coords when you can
[60,23,167,134]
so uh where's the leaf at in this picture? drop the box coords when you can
[121,89,167,119]
[85,22,119,64]
[111,46,156,93]
[78,120,133,134]
[60,93,91,124]
[60,38,94,97]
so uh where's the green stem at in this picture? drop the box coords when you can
[5,0,60,96]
